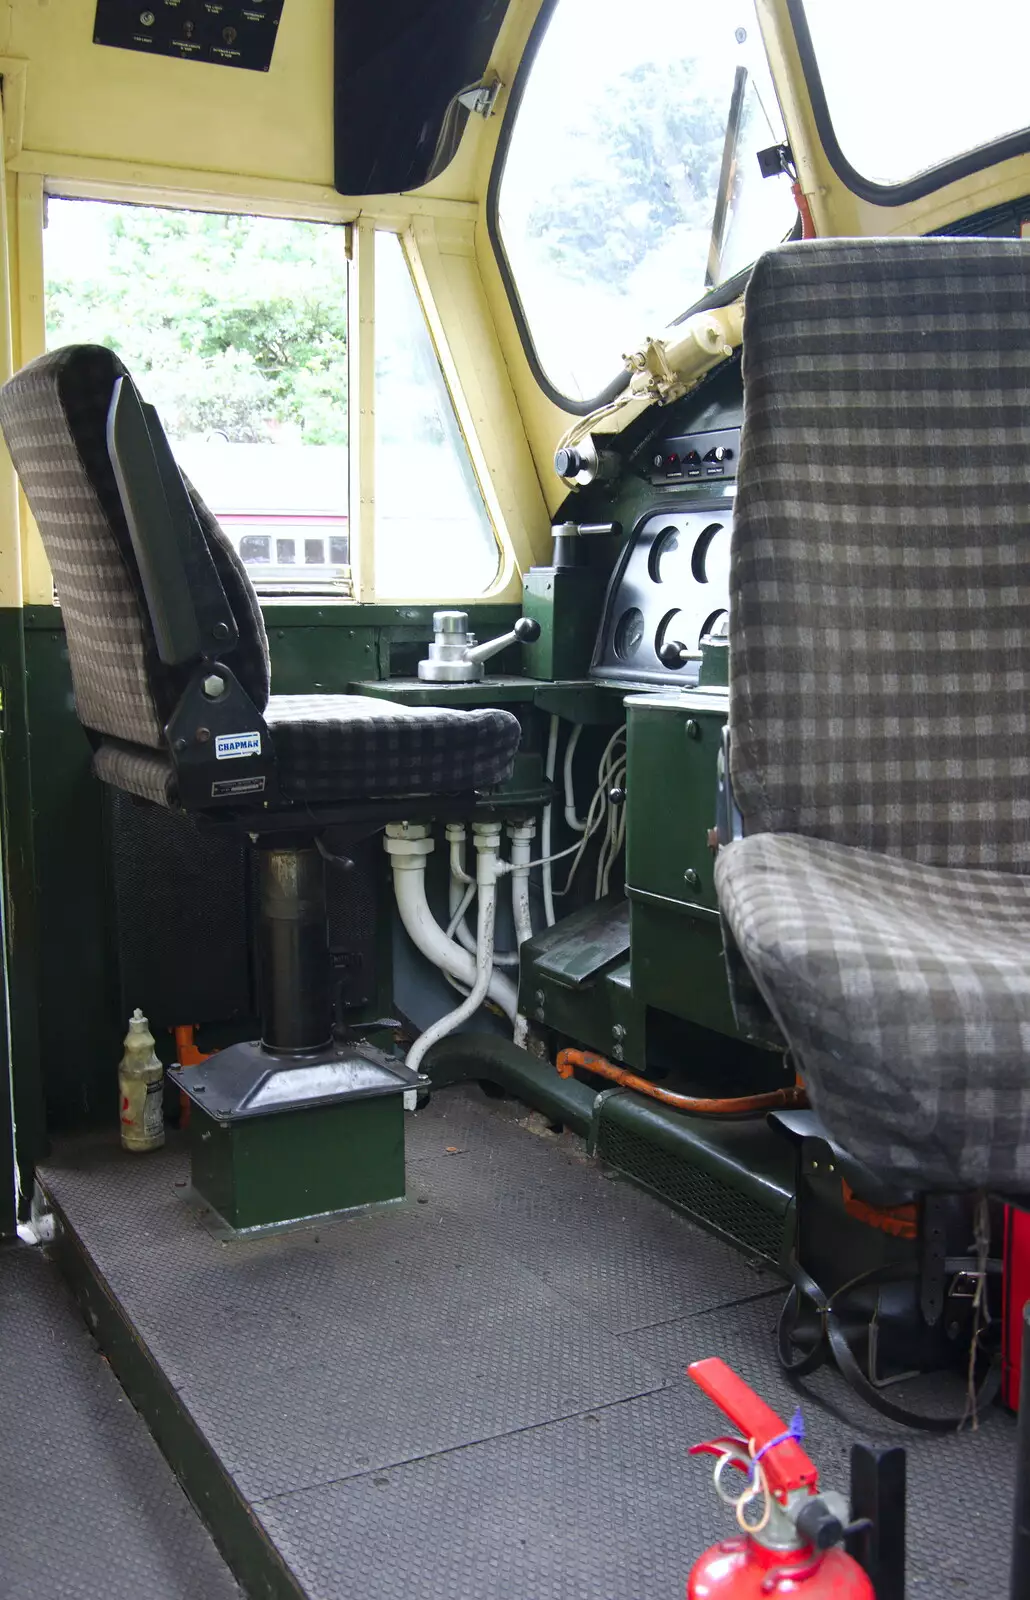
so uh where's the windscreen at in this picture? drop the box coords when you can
[494,1,796,405]
[798,0,1030,190]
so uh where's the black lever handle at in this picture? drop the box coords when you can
[659,639,703,670]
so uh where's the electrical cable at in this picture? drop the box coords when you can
[541,715,559,926]
[563,723,586,831]
[557,726,627,899]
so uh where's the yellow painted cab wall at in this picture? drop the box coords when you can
[0,0,556,604]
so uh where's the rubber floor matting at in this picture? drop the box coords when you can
[39,1085,1017,1599]
[0,1242,239,1600]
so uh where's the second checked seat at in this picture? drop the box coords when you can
[714,237,1030,1198]
[0,344,522,1075]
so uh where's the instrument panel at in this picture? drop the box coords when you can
[591,428,737,687]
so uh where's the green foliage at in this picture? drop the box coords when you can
[45,206,350,444]
[524,57,727,291]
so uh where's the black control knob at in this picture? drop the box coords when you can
[659,639,690,669]
[513,618,541,643]
[554,447,584,478]
[711,446,732,463]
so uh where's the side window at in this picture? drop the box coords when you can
[374,233,500,599]
[43,199,350,593]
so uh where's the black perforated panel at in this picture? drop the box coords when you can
[109,793,380,1030]
[326,837,379,1011]
[591,498,734,687]
[109,791,254,1028]
[596,1118,785,1263]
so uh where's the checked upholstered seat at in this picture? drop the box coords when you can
[715,238,1030,1193]
[0,345,520,809]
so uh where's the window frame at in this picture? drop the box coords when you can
[29,177,522,608]
[785,0,1030,207]
[486,0,631,418]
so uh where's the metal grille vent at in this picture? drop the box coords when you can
[597,1119,784,1263]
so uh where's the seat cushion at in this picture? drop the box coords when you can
[716,832,1030,1191]
[94,698,521,807]
[259,695,520,801]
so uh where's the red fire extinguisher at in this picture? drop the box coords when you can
[686,1358,876,1598]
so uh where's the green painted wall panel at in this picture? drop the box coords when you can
[24,626,120,1130]
[0,608,44,1224]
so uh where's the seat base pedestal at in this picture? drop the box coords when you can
[171,1039,423,1232]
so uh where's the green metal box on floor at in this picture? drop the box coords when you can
[175,1048,412,1232]
[624,688,739,1037]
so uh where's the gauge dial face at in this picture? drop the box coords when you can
[614,607,645,660]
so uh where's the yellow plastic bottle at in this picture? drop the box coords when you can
[119,1008,165,1152]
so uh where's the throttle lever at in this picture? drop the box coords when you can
[418,610,540,683]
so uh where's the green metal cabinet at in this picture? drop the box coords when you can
[625,689,739,1037]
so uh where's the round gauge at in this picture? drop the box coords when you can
[648,525,684,584]
[690,522,729,587]
[655,608,692,667]
[614,607,645,660]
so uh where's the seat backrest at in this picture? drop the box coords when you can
[730,237,1030,870]
[0,345,270,749]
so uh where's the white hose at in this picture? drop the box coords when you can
[406,830,499,1074]
[386,826,517,1021]
[448,824,518,967]
[542,714,559,927]
[508,820,536,1051]
[447,881,476,940]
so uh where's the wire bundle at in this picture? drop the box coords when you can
[556,725,627,901]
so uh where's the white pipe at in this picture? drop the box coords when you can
[446,823,473,885]
[542,714,559,927]
[508,820,535,949]
[406,824,500,1074]
[508,819,536,1051]
[385,824,517,1021]
[448,819,519,968]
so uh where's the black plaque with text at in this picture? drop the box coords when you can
[94,0,285,73]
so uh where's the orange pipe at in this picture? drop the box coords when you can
[555,1049,807,1115]
[172,1025,214,1129]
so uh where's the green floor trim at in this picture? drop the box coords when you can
[42,1185,305,1600]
